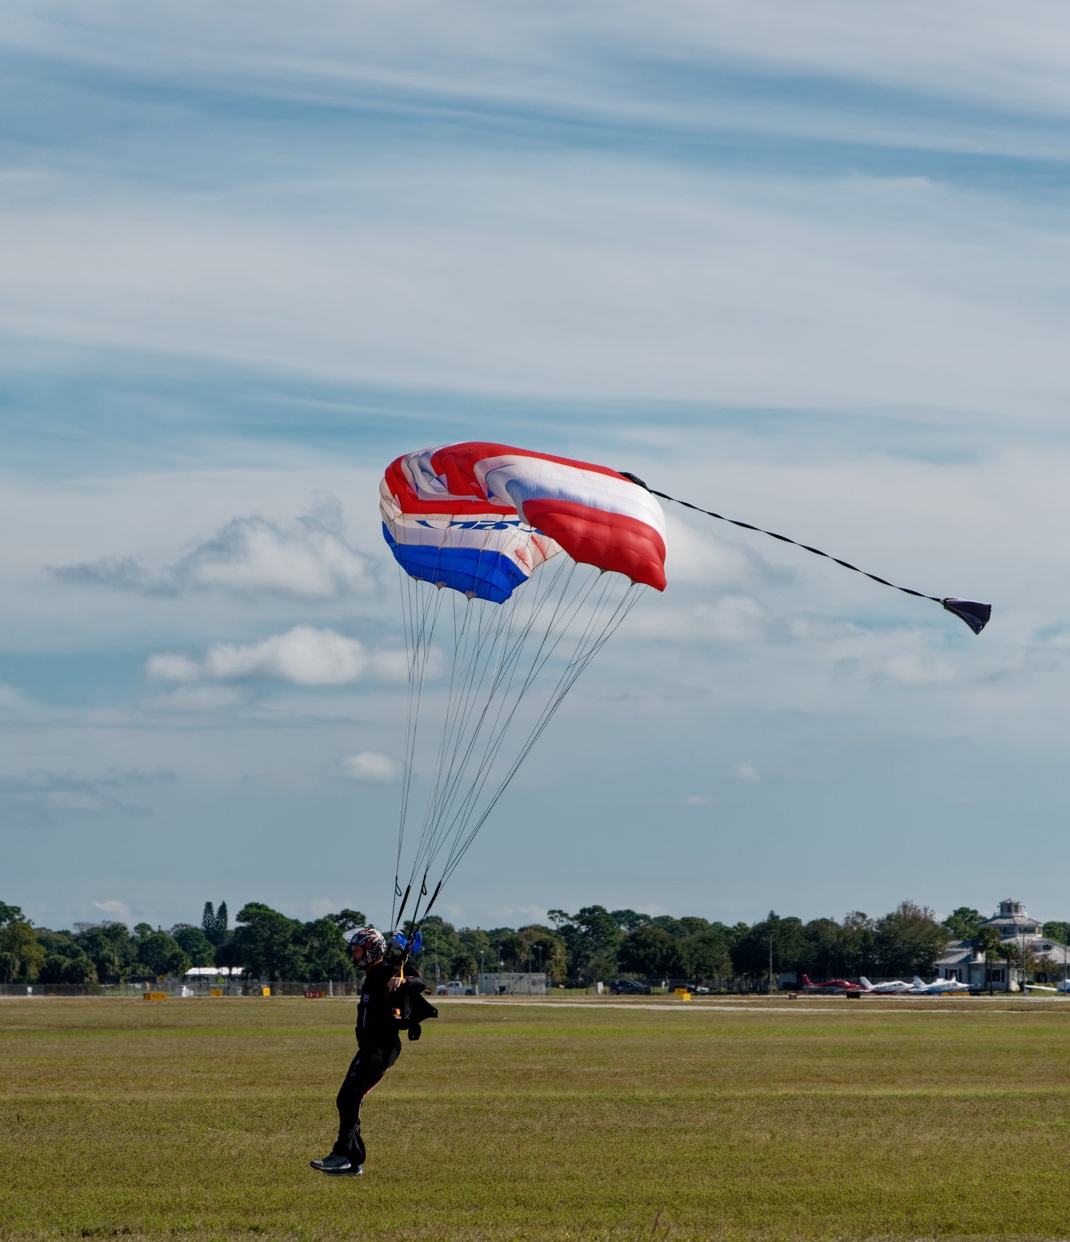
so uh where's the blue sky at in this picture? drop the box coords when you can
[3,2,1070,935]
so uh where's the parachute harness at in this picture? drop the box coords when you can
[619,473,991,636]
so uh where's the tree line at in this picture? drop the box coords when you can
[1,898,1062,987]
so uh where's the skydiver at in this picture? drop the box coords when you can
[311,926,436,1177]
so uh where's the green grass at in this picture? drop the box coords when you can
[2,995,1070,1241]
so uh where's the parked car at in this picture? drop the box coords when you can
[609,979,651,995]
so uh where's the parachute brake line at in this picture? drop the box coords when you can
[409,879,444,946]
[620,472,991,635]
[394,881,413,930]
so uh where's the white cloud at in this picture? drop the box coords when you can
[633,596,770,644]
[144,653,202,683]
[734,763,760,782]
[307,897,343,918]
[662,513,771,587]
[879,652,957,687]
[204,627,366,684]
[342,751,403,782]
[92,899,133,922]
[51,496,375,601]
[0,683,37,712]
[488,904,552,925]
[146,626,408,687]
[143,685,251,713]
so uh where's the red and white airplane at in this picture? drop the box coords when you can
[800,973,861,994]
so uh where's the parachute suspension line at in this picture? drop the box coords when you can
[393,569,428,926]
[409,563,583,884]
[397,554,559,907]
[415,557,584,869]
[404,587,514,898]
[619,473,991,635]
[430,567,634,884]
[405,871,432,937]
[391,542,450,928]
[407,571,642,940]
[412,879,443,932]
[435,576,643,889]
[398,518,519,908]
[402,555,585,893]
[409,587,484,878]
[427,561,611,865]
[392,569,420,925]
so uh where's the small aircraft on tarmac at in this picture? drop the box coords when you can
[909,975,974,995]
[800,974,861,994]
[859,976,913,994]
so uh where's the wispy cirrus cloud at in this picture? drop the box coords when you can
[8,2,1070,141]
[50,495,375,601]
[0,767,178,825]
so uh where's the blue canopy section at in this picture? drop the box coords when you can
[382,525,528,604]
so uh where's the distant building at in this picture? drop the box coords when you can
[477,971,548,996]
[937,898,1070,991]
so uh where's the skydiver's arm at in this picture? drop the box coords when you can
[385,968,426,993]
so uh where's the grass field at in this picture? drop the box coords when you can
[3,995,1070,1242]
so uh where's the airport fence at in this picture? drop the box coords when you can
[0,979,364,998]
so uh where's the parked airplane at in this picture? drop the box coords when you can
[801,974,861,994]
[910,975,973,994]
[1024,983,1058,994]
[859,976,912,994]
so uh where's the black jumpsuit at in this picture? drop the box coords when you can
[332,961,425,1166]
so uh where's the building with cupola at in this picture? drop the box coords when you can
[937,898,1069,991]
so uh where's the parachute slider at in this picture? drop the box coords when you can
[619,472,991,635]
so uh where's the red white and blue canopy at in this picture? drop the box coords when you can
[380,442,668,602]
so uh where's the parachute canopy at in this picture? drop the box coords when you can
[381,442,668,602]
[379,442,666,933]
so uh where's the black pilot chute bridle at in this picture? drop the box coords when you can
[619,473,991,636]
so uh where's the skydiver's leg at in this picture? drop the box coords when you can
[333,1042,401,1165]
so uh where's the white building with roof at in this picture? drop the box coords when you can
[937,898,1070,992]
